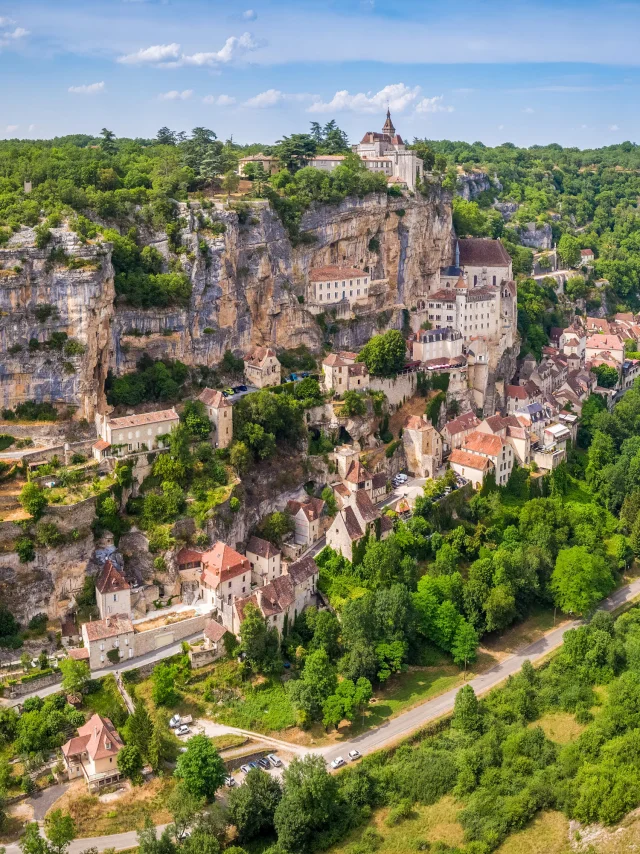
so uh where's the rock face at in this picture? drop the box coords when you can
[112,191,453,375]
[512,222,553,250]
[0,228,115,418]
[457,171,497,201]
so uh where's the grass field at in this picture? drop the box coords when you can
[83,674,128,727]
[532,711,587,745]
[52,776,176,836]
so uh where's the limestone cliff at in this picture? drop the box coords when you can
[112,190,453,375]
[0,228,114,419]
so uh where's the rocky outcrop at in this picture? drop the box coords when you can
[457,171,497,201]
[112,191,452,374]
[511,222,553,250]
[493,201,519,221]
[0,228,115,419]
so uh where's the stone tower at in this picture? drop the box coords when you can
[382,108,395,137]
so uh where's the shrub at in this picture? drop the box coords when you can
[107,649,120,664]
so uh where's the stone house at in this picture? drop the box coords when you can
[580,248,595,266]
[201,619,229,659]
[245,536,282,586]
[322,352,369,393]
[403,415,443,479]
[238,153,280,176]
[95,408,179,455]
[585,334,625,365]
[244,347,281,388]
[81,615,135,670]
[449,448,493,489]
[441,411,480,451]
[199,542,251,631]
[457,237,513,289]
[61,714,124,792]
[286,497,325,546]
[412,327,463,364]
[476,415,530,467]
[461,430,514,487]
[95,560,131,621]
[197,388,233,449]
[371,472,388,502]
[232,555,319,635]
[326,490,393,562]
[309,266,371,309]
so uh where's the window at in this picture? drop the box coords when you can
[493,275,496,285]
[474,275,478,286]
[228,581,231,588]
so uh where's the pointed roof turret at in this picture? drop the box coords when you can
[382,108,395,137]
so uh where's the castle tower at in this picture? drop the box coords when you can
[382,108,395,137]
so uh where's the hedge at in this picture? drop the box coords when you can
[20,667,54,683]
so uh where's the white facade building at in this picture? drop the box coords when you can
[95,408,179,455]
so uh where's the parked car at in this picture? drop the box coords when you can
[169,715,181,728]
[257,757,271,769]
[237,384,247,392]
[300,372,310,378]
[290,373,298,381]
[395,473,408,483]
[348,750,361,761]
[176,725,190,737]
[249,761,259,770]
[267,753,282,767]
[240,765,251,774]
[224,776,236,787]
[330,757,346,769]
[222,387,234,397]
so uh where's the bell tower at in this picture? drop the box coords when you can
[382,108,395,137]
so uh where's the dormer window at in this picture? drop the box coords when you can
[105,739,111,750]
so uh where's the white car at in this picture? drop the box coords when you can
[240,765,251,774]
[330,757,346,769]
[224,776,236,787]
[267,753,283,767]
[348,750,361,761]
[176,725,190,737]
[169,715,181,728]
[396,474,408,483]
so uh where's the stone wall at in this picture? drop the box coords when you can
[6,670,62,698]
[369,372,419,408]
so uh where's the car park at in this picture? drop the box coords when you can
[330,756,346,769]
[267,753,282,767]
[257,757,271,769]
[348,750,361,761]
[240,765,251,774]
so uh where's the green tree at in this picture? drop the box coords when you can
[257,511,295,546]
[274,755,342,853]
[123,701,153,758]
[551,546,615,615]
[452,198,490,237]
[239,603,280,673]
[558,233,581,268]
[273,134,317,172]
[591,364,619,389]
[59,657,90,694]
[357,330,407,377]
[19,483,48,519]
[222,171,240,200]
[167,781,205,841]
[181,400,211,439]
[227,768,282,842]
[152,663,179,707]
[174,734,226,800]
[45,810,76,854]
[229,441,251,475]
[451,620,479,672]
[117,743,144,784]
[452,684,482,735]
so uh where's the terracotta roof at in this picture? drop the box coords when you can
[348,363,368,376]
[481,415,506,433]
[343,506,364,541]
[338,350,358,360]
[83,614,133,642]
[107,408,179,430]
[204,619,228,643]
[507,385,528,400]
[201,542,250,587]
[586,334,624,350]
[246,536,280,560]
[95,560,130,595]
[581,248,594,257]
[507,425,527,440]
[287,497,325,522]
[309,265,368,282]
[68,647,90,660]
[63,714,124,762]
[176,548,204,566]
[523,380,542,397]
[444,411,480,436]
[405,415,430,431]
[463,431,505,457]
[288,555,319,585]
[457,238,511,267]
[198,388,231,408]
[258,575,295,615]
[240,153,277,162]
[311,155,347,161]
[428,289,457,302]
[323,354,350,367]
[449,449,493,471]
[245,347,278,368]
[234,593,259,625]
[344,460,373,484]
[505,280,517,296]
[380,515,394,534]
[92,439,110,451]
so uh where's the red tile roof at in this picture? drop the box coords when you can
[92,439,110,451]
[68,647,90,660]
[343,506,364,541]
[463,431,505,457]
[62,714,124,762]
[204,619,228,643]
[176,548,204,566]
[449,449,493,471]
[83,614,133,642]
[246,536,280,560]
[458,238,511,267]
[107,408,178,430]
[507,385,528,400]
[404,415,431,431]
[344,460,373,484]
[287,497,325,522]
[444,411,480,436]
[198,388,231,408]
[245,347,278,368]
[96,560,129,595]
[201,542,250,587]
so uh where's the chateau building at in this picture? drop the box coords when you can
[197,388,233,449]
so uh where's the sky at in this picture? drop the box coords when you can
[1,0,640,148]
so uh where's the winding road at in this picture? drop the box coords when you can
[5,575,640,854]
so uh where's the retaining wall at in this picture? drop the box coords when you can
[133,611,210,657]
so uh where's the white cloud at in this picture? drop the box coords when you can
[243,89,314,108]
[158,89,193,101]
[522,107,535,113]
[4,27,28,39]
[609,124,620,131]
[5,125,18,133]
[117,43,181,65]
[0,17,15,26]
[415,95,454,114]
[119,33,262,68]
[243,9,257,20]
[203,94,236,106]
[68,81,105,95]
[308,83,420,114]
[28,124,36,132]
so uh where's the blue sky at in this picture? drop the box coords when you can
[1,0,640,147]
